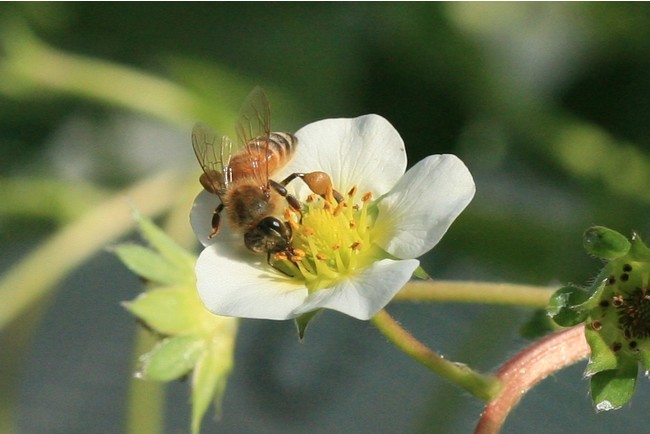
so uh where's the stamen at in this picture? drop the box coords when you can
[325,186,332,202]
[302,226,315,236]
[279,184,378,292]
[274,252,288,261]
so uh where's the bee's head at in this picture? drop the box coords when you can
[244,217,292,254]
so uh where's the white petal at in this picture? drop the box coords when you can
[291,259,419,320]
[374,154,475,259]
[276,114,407,200]
[190,190,238,247]
[196,242,308,320]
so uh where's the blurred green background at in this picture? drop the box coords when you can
[2,2,650,433]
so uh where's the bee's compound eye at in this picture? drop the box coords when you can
[244,217,292,253]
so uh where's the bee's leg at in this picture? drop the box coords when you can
[208,203,224,239]
[269,180,303,222]
[267,251,295,277]
[279,172,344,203]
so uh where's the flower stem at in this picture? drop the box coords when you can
[125,327,165,434]
[394,280,554,308]
[474,325,589,434]
[371,309,502,401]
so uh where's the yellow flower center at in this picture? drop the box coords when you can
[274,186,381,292]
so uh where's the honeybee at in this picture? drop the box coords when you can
[192,87,339,267]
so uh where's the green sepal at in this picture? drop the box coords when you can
[295,310,322,340]
[138,335,205,382]
[585,326,618,375]
[590,359,638,412]
[547,286,590,327]
[191,339,235,434]
[114,243,190,286]
[133,211,196,276]
[628,231,650,261]
[519,309,556,339]
[583,226,630,260]
[123,287,203,335]
[581,278,609,310]
[412,266,431,280]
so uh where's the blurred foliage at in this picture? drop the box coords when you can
[3,2,650,434]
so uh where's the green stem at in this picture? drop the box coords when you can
[395,280,554,308]
[124,173,201,434]
[0,169,185,330]
[371,309,502,401]
[125,328,165,434]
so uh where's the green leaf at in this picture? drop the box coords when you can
[123,287,203,335]
[547,286,589,326]
[139,335,205,382]
[583,226,630,260]
[114,243,190,286]
[584,327,618,375]
[134,211,196,275]
[590,360,638,412]
[191,342,234,434]
[295,310,322,340]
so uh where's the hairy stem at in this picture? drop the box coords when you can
[371,309,502,400]
[474,325,589,434]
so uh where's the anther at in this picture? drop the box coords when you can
[333,202,346,216]
[302,227,315,236]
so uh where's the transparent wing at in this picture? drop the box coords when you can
[191,122,233,191]
[235,86,272,187]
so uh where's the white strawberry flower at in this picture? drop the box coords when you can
[190,114,475,320]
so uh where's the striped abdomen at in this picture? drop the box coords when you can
[228,132,297,182]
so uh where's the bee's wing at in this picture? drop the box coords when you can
[235,86,272,187]
[192,122,233,190]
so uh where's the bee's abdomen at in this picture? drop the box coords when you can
[230,132,298,180]
[266,132,297,175]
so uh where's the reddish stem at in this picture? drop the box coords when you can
[474,325,590,434]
